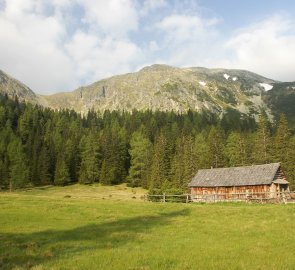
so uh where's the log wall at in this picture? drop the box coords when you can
[191,185,271,200]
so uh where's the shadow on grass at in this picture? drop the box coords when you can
[0,208,190,269]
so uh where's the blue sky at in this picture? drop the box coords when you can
[0,0,295,94]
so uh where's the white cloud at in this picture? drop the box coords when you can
[0,0,76,93]
[0,0,142,93]
[149,40,160,51]
[225,15,295,81]
[156,14,218,44]
[1,1,295,95]
[141,0,167,16]
[151,13,221,68]
[66,31,142,83]
[78,0,138,37]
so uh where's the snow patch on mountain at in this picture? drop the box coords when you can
[223,74,230,80]
[199,81,206,86]
[259,83,273,91]
[232,77,237,81]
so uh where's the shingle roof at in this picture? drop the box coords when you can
[189,163,281,187]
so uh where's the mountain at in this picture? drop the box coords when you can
[1,64,295,123]
[42,64,277,116]
[0,70,48,106]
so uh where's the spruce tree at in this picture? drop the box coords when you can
[127,131,152,187]
[274,114,291,162]
[0,158,9,188]
[286,136,295,189]
[39,144,52,185]
[207,126,226,168]
[7,137,29,190]
[225,132,247,166]
[0,122,13,188]
[79,134,101,184]
[194,133,210,169]
[100,159,113,185]
[252,113,271,164]
[100,124,128,185]
[54,154,70,186]
[171,135,197,190]
[149,133,170,189]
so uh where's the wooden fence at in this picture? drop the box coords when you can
[145,191,295,204]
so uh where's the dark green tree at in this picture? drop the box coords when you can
[274,114,291,162]
[54,154,70,186]
[207,126,226,168]
[171,135,197,190]
[252,113,271,164]
[127,131,152,187]
[149,132,171,189]
[225,132,247,166]
[79,133,101,184]
[194,133,210,169]
[39,144,52,185]
[100,123,128,185]
[7,137,29,190]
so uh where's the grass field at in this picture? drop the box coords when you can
[1,184,295,270]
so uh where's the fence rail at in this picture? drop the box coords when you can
[146,191,295,204]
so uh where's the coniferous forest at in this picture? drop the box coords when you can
[0,93,294,192]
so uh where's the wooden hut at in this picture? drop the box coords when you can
[189,163,289,202]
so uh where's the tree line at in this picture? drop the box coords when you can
[0,93,294,192]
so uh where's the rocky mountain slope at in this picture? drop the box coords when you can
[0,70,48,106]
[1,65,295,122]
[42,64,277,116]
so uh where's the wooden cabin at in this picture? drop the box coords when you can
[189,163,289,202]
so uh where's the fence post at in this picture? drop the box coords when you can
[282,192,287,204]
[186,194,189,203]
[163,193,166,203]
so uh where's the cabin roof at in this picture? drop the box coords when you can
[189,163,284,187]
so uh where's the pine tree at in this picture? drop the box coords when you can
[286,136,295,189]
[207,126,226,168]
[274,114,291,162]
[79,134,101,184]
[0,105,6,127]
[127,131,152,187]
[274,114,294,189]
[252,113,271,164]
[194,133,210,169]
[225,132,247,166]
[54,154,70,186]
[149,133,171,189]
[0,157,9,188]
[171,135,197,190]
[39,144,52,185]
[0,122,13,188]
[100,124,128,185]
[100,159,113,185]
[7,137,29,190]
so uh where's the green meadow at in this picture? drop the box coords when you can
[1,184,295,270]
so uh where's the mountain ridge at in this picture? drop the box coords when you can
[40,64,276,115]
[1,65,295,125]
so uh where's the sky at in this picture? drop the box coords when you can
[1,0,295,94]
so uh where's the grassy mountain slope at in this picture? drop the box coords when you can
[1,65,295,124]
[42,64,276,115]
[0,70,48,106]
[263,82,295,128]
